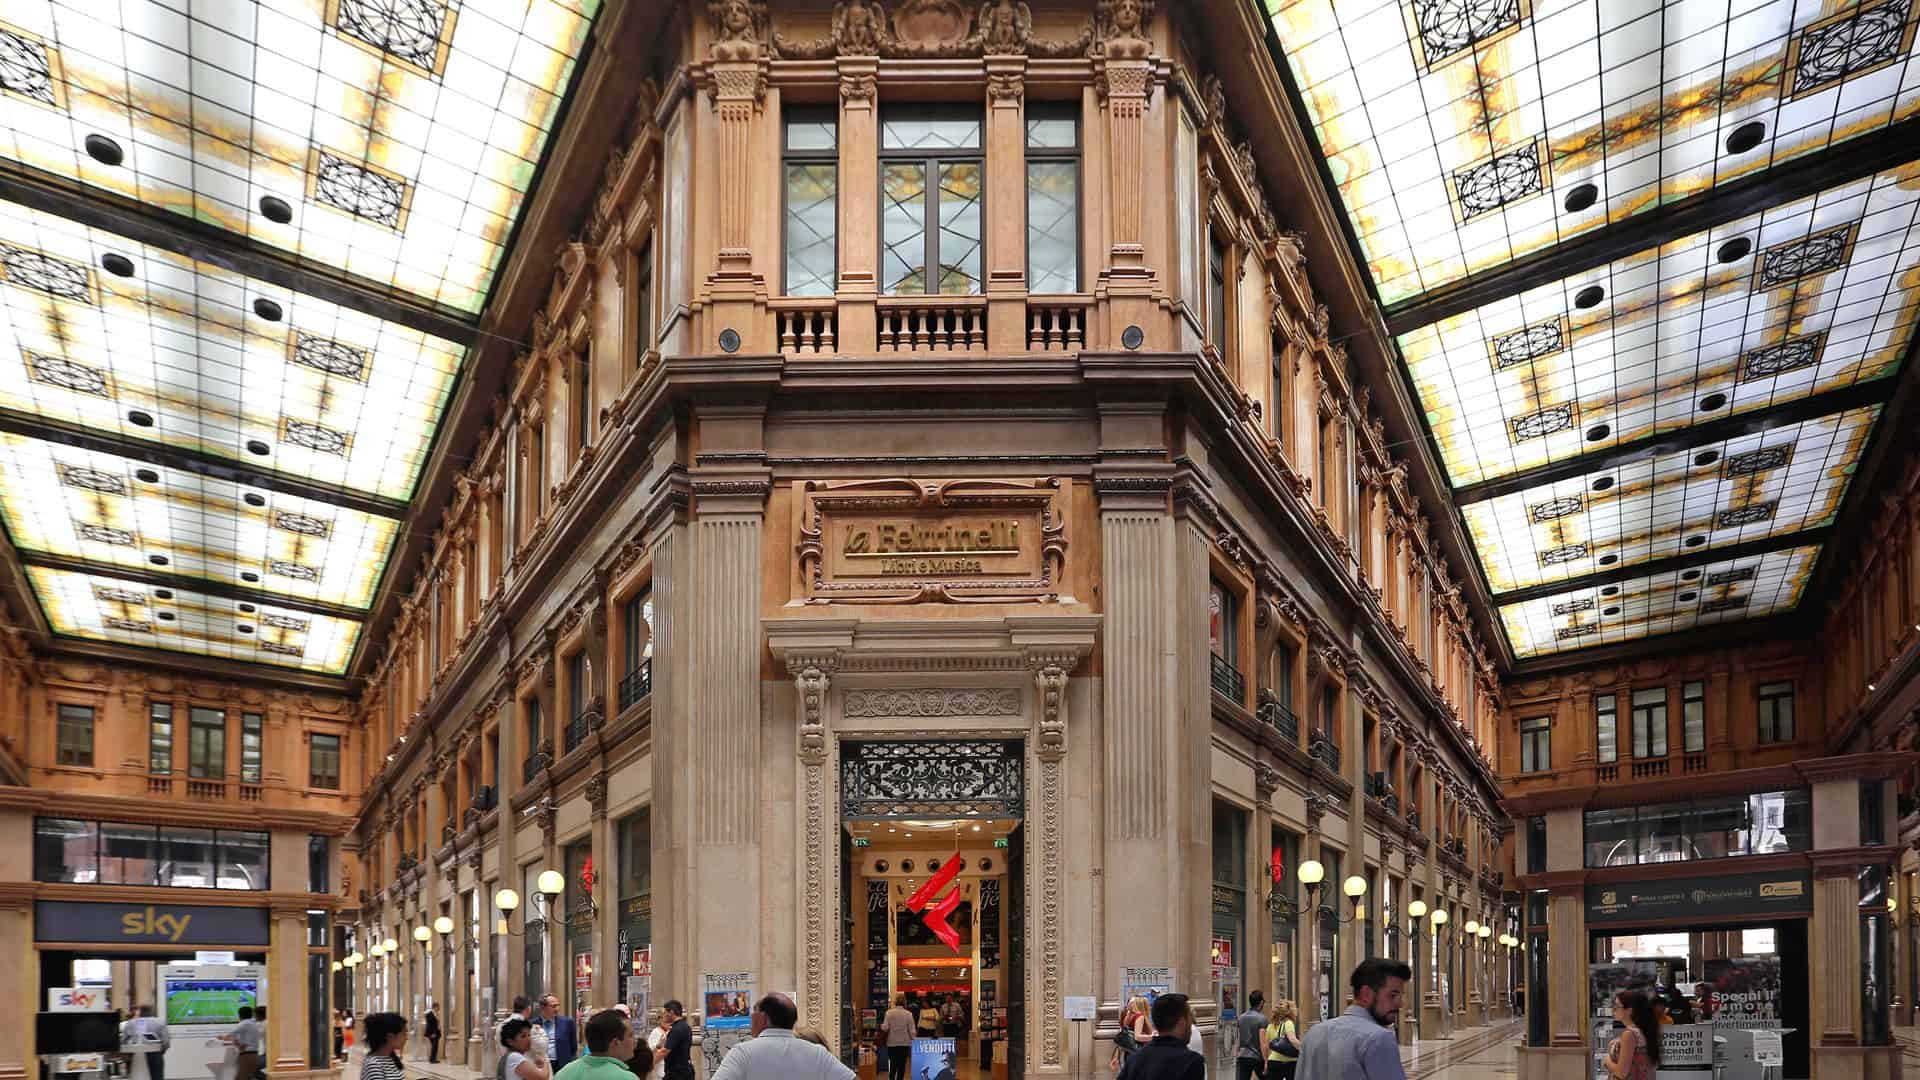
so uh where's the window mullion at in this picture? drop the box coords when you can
[925,155,939,293]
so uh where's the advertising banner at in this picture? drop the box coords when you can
[1120,966,1172,1008]
[867,880,891,1006]
[1659,1024,1713,1066]
[1585,872,1811,925]
[701,971,754,1075]
[36,901,270,946]
[910,1037,957,1080]
[1702,955,1782,1029]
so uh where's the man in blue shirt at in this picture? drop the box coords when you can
[1295,958,1410,1080]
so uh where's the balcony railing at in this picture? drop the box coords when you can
[187,779,225,800]
[618,659,653,711]
[1026,296,1090,351]
[1309,735,1340,772]
[147,776,172,795]
[1256,691,1299,743]
[523,754,547,783]
[565,711,591,754]
[877,297,986,352]
[1683,753,1708,774]
[773,298,837,355]
[239,783,262,802]
[1631,758,1669,779]
[1210,652,1245,703]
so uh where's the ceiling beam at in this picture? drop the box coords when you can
[1490,526,1833,606]
[1382,115,1920,337]
[1451,379,1895,505]
[0,408,410,520]
[18,550,371,622]
[0,160,482,348]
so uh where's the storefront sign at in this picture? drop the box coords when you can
[36,901,270,945]
[798,477,1065,603]
[1585,871,1812,925]
[49,987,103,1011]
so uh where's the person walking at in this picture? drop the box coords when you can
[1116,993,1205,1080]
[128,1004,169,1080]
[424,1001,442,1063]
[881,994,915,1080]
[1602,991,1661,1080]
[500,1019,553,1080]
[654,1001,694,1080]
[501,997,550,1066]
[359,1013,410,1080]
[917,998,940,1038]
[1263,1001,1300,1080]
[1294,959,1411,1080]
[1235,991,1268,1080]
[940,997,964,1040]
[707,994,853,1080]
[229,1006,264,1080]
[537,995,579,1070]
[552,1010,640,1080]
[1112,995,1152,1070]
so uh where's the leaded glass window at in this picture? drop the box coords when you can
[1026,104,1079,294]
[880,107,983,295]
[783,109,837,298]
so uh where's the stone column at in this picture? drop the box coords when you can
[0,877,29,1075]
[1251,764,1279,1017]
[466,848,489,1071]
[983,56,1028,352]
[835,58,879,351]
[587,771,614,1009]
[1026,648,1079,1075]
[271,905,311,1077]
[643,465,690,1017]
[786,649,840,1043]
[1095,53,1157,336]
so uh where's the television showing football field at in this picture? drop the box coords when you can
[165,980,257,1026]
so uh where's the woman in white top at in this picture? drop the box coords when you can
[499,1019,552,1080]
[645,1013,670,1080]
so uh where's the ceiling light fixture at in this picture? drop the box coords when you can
[101,253,136,278]
[259,195,294,224]
[1563,183,1598,212]
[252,298,283,321]
[1725,121,1766,154]
[1574,284,1605,309]
[84,134,125,166]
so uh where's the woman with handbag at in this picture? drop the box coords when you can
[1264,1000,1300,1080]
[1110,996,1152,1071]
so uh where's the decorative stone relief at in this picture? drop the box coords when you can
[1255,761,1281,802]
[842,687,1021,718]
[707,0,768,61]
[1026,649,1073,1068]
[585,772,608,820]
[1093,0,1152,58]
[789,651,840,1039]
[978,0,1032,52]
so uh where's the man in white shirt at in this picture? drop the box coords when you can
[709,994,852,1080]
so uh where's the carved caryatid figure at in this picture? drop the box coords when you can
[1095,0,1152,58]
[707,0,766,60]
[978,0,1032,53]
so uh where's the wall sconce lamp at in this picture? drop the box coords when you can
[494,870,567,936]
[434,915,456,939]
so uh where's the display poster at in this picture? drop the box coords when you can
[1588,961,1662,1020]
[910,1037,957,1080]
[701,971,755,1075]
[1751,1029,1784,1065]
[1701,955,1781,1029]
[1660,1024,1713,1066]
[867,881,891,1006]
[1120,967,1172,1009]
[574,952,595,1030]
[626,946,652,1021]
[978,879,1002,970]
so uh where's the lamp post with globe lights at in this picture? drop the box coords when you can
[1406,900,1428,1039]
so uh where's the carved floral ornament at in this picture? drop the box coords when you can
[772,0,1095,59]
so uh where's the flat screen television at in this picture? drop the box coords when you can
[37,1012,121,1054]
[164,979,258,1026]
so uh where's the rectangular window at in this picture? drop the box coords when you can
[1175,107,1201,319]
[160,826,215,888]
[216,830,269,890]
[880,107,984,295]
[240,713,263,784]
[1583,789,1812,867]
[1276,641,1296,709]
[1682,681,1705,753]
[1271,335,1288,448]
[1211,801,1248,993]
[783,109,837,297]
[189,707,226,778]
[1595,693,1617,764]
[310,733,341,790]
[525,698,543,757]
[1207,235,1228,350]
[149,702,173,774]
[1758,682,1795,743]
[1208,578,1237,661]
[570,651,589,721]
[1520,716,1550,773]
[56,704,93,767]
[1025,104,1079,293]
[35,818,97,883]
[634,241,655,361]
[1526,816,1546,874]
[620,589,654,711]
[1630,688,1667,758]
[309,834,331,893]
[573,345,593,454]
[100,821,159,886]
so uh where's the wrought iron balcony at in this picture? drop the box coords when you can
[618,659,653,711]
[565,711,591,753]
[1210,652,1245,703]
[1256,691,1300,743]
[522,752,551,783]
[1309,734,1341,772]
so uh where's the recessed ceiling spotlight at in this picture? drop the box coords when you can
[101,253,136,278]
[1574,284,1606,309]
[246,439,271,456]
[136,468,160,483]
[252,298,283,321]
[1563,183,1599,212]
[127,409,155,427]
[1694,450,1720,467]
[241,571,260,583]
[237,624,254,634]
[243,492,266,507]
[1698,392,1728,412]
[156,611,176,622]
[148,554,168,566]
[238,602,256,613]
[258,195,294,224]
[1591,476,1615,492]
[154,589,173,600]
[1680,569,1703,581]
[1684,535,1706,548]
[84,133,125,166]
[1716,237,1752,263]
[1725,120,1766,155]
[1586,423,1610,442]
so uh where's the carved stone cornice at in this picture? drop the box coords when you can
[787,652,838,767]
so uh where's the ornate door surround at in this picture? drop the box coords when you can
[768,614,1097,1075]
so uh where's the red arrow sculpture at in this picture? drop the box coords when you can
[903,856,965,953]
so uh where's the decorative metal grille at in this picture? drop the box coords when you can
[92,586,146,605]
[1509,404,1574,442]
[1701,596,1751,614]
[1717,503,1777,528]
[58,464,127,495]
[1454,140,1543,219]
[1551,597,1595,616]
[334,0,451,72]
[1491,318,1564,370]
[1756,225,1851,288]
[0,242,92,302]
[0,27,57,106]
[1555,624,1597,641]
[273,510,333,538]
[104,617,153,632]
[1412,0,1524,64]
[313,150,407,228]
[27,352,110,396]
[74,522,135,545]
[282,418,351,455]
[1726,445,1793,476]
[1793,0,1912,96]
[259,641,305,657]
[1740,334,1823,382]
[1706,566,1758,586]
[261,612,310,631]
[268,559,320,582]
[1538,542,1588,567]
[291,331,371,381]
[1528,495,1583,522]
[840,739,1024,820]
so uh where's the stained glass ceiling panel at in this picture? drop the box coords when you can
[0,0,601,314]
[1267,0,1920,306]
[0,432,397,609]
[0,199,465,503]
[27,563,361,674]
[1498,544,1817,658]
[1461,407,1874,593]
[1398,163,1919,487]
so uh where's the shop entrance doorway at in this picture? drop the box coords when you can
[38,951,269,1080]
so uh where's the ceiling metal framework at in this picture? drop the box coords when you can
[0,0,607,678]
[1261,0,1920,661]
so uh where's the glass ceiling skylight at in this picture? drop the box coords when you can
[0,0,601,314]
[1269,0,1920,305]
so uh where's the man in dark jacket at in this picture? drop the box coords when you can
[1118,993,1205,1080]
[424,1001,441,1062]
